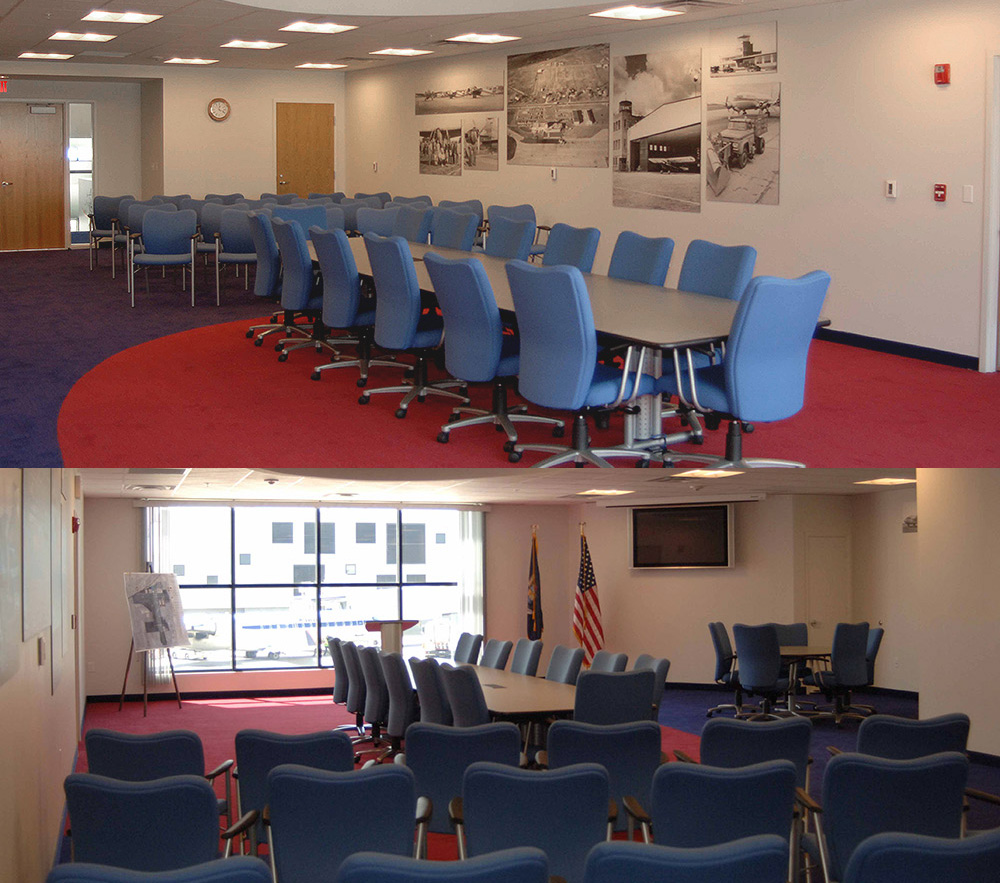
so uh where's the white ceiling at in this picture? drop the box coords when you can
[79,467,917,506]
[0,0,848,73]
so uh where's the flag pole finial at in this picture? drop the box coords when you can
[579,521,586,536]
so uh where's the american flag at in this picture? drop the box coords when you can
[572,532,604,666]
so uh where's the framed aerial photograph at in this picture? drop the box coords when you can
[124,572,190,652]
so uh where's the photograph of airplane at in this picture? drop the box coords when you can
[415,83,504,115]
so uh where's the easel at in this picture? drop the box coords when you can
[118,639,183,718]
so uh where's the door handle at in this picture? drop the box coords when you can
[1,181,12,186]
[809,619,819,627]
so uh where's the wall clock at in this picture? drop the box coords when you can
[207,97,231,122]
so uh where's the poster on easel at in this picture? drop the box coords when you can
[123,572,190,652]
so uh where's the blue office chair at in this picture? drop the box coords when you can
[631,654,670,719]
[358,644,391,756]
[843,828,1000,883]
[731,623,790,720]
[510,638,544,676]
[358,233,467,417]
[339,197,382,233]
[486,203,535,227]
[706,621,743,717]
[544,644,585,685]
[589,650,627,672]
[392,205,434,243]
[204,193,245,204]
[485,204,540,259]
[454,632,483,665]
[505,260,655,466]
[584,836,790,883]
[805,621,871,724]
[271,203,343,231]
[402,721,521,835]
[608,231,674,286]
[423,252,564,450]
[338,847,548,883]
[540,223,600,273]
[328,636,350,706]
[408,657,453,725]
[129,208,198,307]
[430,208,479,251]
[354,190,392,207]
[214,209,256,303]
[678,239,757,301]
[380,651,418,757]
[855,626,885,714]
[573,670,655,725]
[341,640,372,742]
[244,212,293,345]
[308,226,403,386]
[655,271,831,466]
[439,664,491,727]
[47,857,273,883]
[392,194,433,206]
[438,199,484,225]
[88,194,133,271]
[270,218,328,361]
[308,191,345,202]
[480,639,513,670]
[483,216,536,261]
[357,205,402,236]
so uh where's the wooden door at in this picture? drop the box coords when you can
[803,535,851,646]
[0,103,66,250]
[275,102,335,197]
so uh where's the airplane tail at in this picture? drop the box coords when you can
[706,146,730,196]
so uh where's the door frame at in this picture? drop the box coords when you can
[980,51,1000,372]
[273,100,336,197]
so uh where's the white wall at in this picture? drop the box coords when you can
[344,0,1000,359]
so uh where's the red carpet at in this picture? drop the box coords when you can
[58,319,1000,466]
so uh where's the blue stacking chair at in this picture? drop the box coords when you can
[631,654,670,719]
[483,216,536,260]
[109,196,138,276]
[308,226,403,386]
[573,670,655,725]
[88,194,133,271]
[589,650,628,672]
[855,713,970,759]
[47,857,272,883]
[510,638,543,676]
[392,205,434,243]
[270,203,343,231]
[354,190,392,206]
[270,218,327,361]
[339,197,382,233]
[197,202,249,262]
[455,761,610,883]
[409,657,453,725]
[540,223,600,273]
[356,205,402,236]
[843,828,1000,883]
[391,194,433,206]
[431,208,479,251]
[655,271,831,466]
[584,836,790,883]
[308,191,345,202]
[338,847,549,883]
[129,207,198,307]
[245,212,290,344]
[423,252,564,450]
[357,233,467,417]
[504,260,655,466]
[608,231,674,286]
[480,639,513,670]
[215,209,256,303]
[204,193,244,204]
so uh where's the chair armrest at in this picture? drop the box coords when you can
[660,751,670,765]
[416,796,432,825]
[222,809,259,841]
[536,224,552,232]
[966,786,1000,805]
[608,798,618,825]
[534,750,548,768]
[448,795,463,828]
[261,806,270,827]
[622,795,649,826]
[673,749,697,764]
[795,786,821,814]
[393,752,407,765]
[206,758,234,781]
[549,877,567,883]
[826,746,842,757]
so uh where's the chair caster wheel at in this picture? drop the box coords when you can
[395,408,407,419]
[311,371,321,380]
[253,338,263,347]
[274,343,284,352]
[278,353,288,362]
[358,395,370,405]
[494,423,505,432]
[508,451,522,463]
[552,425,565,438]
[417,395,426,403]
[245,330,253,339]
[595,412,611,430]
[437,432,449,444]
[357,377,368,388]
[503,441,516,452]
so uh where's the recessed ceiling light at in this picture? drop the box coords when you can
[446,33,521,44]
[854,478,917,486]
[589,6,685,20]
[49,31,116,42]
[221,40,286,50]
[576,489,635,496]
[82,11,163,24]
[671,469,745,478]
[296,62,348,69]
[280,21,357,35]
[369,48,433,57]
[164,57,218,65]
[19,52,74,59]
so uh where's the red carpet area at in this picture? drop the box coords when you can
[58,318,1000,466]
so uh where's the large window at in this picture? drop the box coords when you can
[144,505,484,672]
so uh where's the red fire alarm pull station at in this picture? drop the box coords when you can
[934,184,947,202]
[934,64,950,85]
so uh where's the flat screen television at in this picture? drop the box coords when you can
[630,504,733,569]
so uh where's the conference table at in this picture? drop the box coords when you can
[468,663,577,719]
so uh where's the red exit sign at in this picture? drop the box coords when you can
[0,80,7,93]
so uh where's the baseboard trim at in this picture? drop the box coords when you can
[815,328,978,370]
[88,686,332,703]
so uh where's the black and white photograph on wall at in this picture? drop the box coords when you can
[124,572,189,653]
[419,124,463,176]
[612,46,702,212]
[708,22,777,77]
[463,115,500,171]
[415,82,504,115]
[704,82,780,205]
[507,43,609,168]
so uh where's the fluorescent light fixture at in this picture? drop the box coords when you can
[446,33,521,44]
[576,489,635,497]
[221,40,286,50]
[280,21,357,35]
[296,62,348,69]
[589,6,685,20]
[82,11,163,24]
[369,48,433,56]
[672,469,745,478]
[19,52,74,59]
[164,57,218,65]
[49,31,116,42]
[854,477,917,486]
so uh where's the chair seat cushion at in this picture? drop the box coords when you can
[496,333,520,378]
[584,364,656,409]
[218,252,257,264]
[354,308,376,327]
[655,362,729,413]
[133,253,192,266]
[196,242,217,253]
[91,228,114,238]
[411,313,444,349]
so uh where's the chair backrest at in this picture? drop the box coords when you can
[63,773,220,871]
[438,198,484,224]
[126,200,177,233]
[698,717,813,788]
[607,231,674,286]
[431,208,479,251]
[856,713,970,759]
[829,621,870,688]
[589,650,627,672]
[731,623,781,691]
[391,195,433,206]
[392,205,434,243]
[85,729,205,780]
[267,763,416,883]
[722,271,831,423]
[484,216,535,261]
[843,828,1000,883]
[865,626,884,685]
[270,204,330,232]
[545,644,585,685]
[201,201,248,239]
[140,208,197,255]
[271,193,299,204]
[631,654,670,716]
[247,212,280,299]
[454,632,483,665]
[677,239,757,300]
[46,856,273,883]
[271,218,317,311]
[480,639,514,670]
[440,663,491,727]
[92,195,132,229]
[338,847,549,883]
[381,651,417,739]
[340,640,367,715]
[768,622,808,646]
[218,209,255,255]
[463,761,610,883]
[364,233,424,350]
[584,836,790,883]
[327,635,349,703]
[408,656,453,725]
[424,253,505,383]
[308,191,345,202]
[573,670,655,725]
[359,644,390,726]
[505,260,598,411]
[311,226,365,329]
[510,638,544,677]
[488,203,536,226]
[178,197,209,217]
[404,721,521,833]
[357,205,402,237]
[204,193,244,204]
[354,190,392,206]
[540,223,600,273]
[650,759,797,849]
[341,196,383,231]
[708,622,735,683]
[820,751,969,881]
[547,720,662,831]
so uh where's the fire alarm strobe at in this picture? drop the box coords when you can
[934,64,950,85]
[934,184,947,202]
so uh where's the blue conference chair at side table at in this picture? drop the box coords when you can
[338,847,549,883]
[270,218,329,361]
[731,623,791,720]
[47,857,273,883]
[357,233,468,418]
[804,620,871,724]
[423,252,564,451]
[540,223,600,273]
[504,260,655,467]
